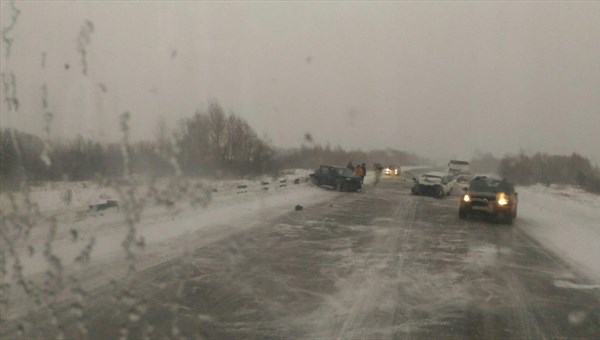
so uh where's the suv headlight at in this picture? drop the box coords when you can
[497,192,508,206]
[463,194,471,202]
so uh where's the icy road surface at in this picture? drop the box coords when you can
[2,175,600,339]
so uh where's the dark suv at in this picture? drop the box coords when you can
[310,165,362,192]
[459,176,518,223]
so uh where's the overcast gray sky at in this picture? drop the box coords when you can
[1,1,599,164]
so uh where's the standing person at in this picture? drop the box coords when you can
[347,161,354,171]
[373,163,383,186]
[354,163,364,179]
[361,163,367,183]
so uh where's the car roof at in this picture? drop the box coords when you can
[449,160,469,165]
[422,171,447,177]
[471,175,513,184]
[472,174,502,181]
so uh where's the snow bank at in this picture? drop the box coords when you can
[0,169,314,214]
[1,169,334,320]
[2,170,327,278]
[518,184,600,283]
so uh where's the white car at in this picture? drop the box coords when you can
[411,171,455,198]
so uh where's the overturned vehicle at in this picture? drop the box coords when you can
[310,165,362,192]
[411,172,455,198]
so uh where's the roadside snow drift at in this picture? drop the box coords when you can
[518,184,600,283]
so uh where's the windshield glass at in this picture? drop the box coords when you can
[470,179,511,193]
[337,168,354,177]
[1,2,599,339]
[422,175,442,180]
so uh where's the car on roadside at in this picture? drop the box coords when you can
[310,165,362,192]
[411,171,455,198]
[459,175,518,223]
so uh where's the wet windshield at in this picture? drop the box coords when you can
[1,2,599,339]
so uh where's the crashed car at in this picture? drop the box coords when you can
[455,173,472,184]
[459,175,518,223]
[411,172,455,198]
[310,165,362,192]
[384,165,400,176]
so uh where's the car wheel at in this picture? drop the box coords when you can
[411,185,419,195]
[336,181,343,192]
[447,187,453,196]
[459,208,468,219]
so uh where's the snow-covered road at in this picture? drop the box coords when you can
[1,171,600,339]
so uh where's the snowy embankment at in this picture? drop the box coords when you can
[2,169,343,319]
[518,184,600,283]
[0,169,332,278]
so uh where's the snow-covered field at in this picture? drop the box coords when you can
[517,184,600,283]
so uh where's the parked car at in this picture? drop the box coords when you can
[411,172,455,198]
[310,165,362,192]
[459,175,518,223]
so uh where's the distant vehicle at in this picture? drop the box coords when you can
[448,160,470,176]
[411,172,455,198]
[459,175,518,223]
[89,199,119,211]
[384,165,399,176]
[310,165,362,192]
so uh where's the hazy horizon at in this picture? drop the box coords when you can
[1,2,599,165]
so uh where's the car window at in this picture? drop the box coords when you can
[337,168,353,177]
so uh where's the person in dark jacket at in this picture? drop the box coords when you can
[361,163,367,183]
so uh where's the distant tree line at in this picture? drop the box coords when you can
[0,130,170,191]
[0,102,278,191]
[470,151,600,194]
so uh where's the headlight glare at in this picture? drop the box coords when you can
[463,194,471,202]
[497,193,508,206]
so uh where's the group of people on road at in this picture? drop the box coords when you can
[347,161,367,184]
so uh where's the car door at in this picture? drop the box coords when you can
[321,166,334,186]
